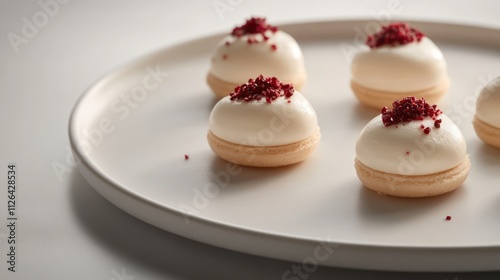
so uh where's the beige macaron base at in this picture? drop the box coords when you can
[207,72,306,99]
[207,129,320,167]
[351,77,449,109]
[354,156,470,198]
[473,115,500,149]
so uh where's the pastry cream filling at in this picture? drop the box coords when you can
[356,114,466,175]
[209,91,318,146]
[351,37,447,93]
[476,76,500,129]
[209,30,305,84]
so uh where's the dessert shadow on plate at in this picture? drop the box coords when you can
[208,155,306,187]
[357,182,466,224]
[476,142,500,166]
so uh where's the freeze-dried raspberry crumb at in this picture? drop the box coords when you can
[381,97,442,134]
[231,17,278,39]
[366,22,425,49]
[229,75,294,103]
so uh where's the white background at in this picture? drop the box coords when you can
[1,0,500,279]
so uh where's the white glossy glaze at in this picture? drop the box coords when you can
[476,76,500,129]
[351,37,447,92]
[356,114,466,175]
[209,91,317,146]
[209,30,305,84]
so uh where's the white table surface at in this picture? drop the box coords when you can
[1,0,500,279]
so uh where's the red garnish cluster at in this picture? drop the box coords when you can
[381,97,442,134]
[445,215,452,221]
[231,17,278,40]
[366,22,425,49]
[229,75,294,103]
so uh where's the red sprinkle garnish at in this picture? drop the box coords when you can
[381,97,442,134]
[270,44,277,51]
[445,215,452,221]
[366,22,425,49]
[184,154,189,160]
[222,54,228,60]
[229,75,294,103]
[225,41,230,46]
[231,17,278,39]
[406,151,410,155]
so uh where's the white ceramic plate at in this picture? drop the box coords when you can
[69,20,500,271]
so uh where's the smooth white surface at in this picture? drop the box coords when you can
[3,1,500,279]
[210,30,306,84]
[356,114,467,175]
[476,76,500,128]
[69,20,500,271]
[351,37,447,92]
[209,91,318,146]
